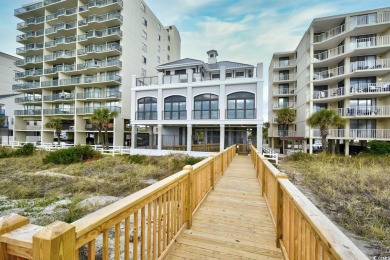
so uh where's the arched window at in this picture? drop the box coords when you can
[137,97,157,120]
[194,94,219,119]
[164,95,186,120]
[227,92,255,119]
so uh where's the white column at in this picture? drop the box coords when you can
[158,72,163,85]
[131,124,136,149]
[309,138,313,154]
[187,124,192,151]
[220,124,225,151]
[157,124,162,150]
[219,84,226,120]
[187,86,192,120]
[257,125,262,150]
[157,88,163,121]
[187,68,193,83]
[148,126,154,148]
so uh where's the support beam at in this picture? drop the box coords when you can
[345,140,350,156]
[131,124,136,149]
[187,125,192,152]
[220,125,225,151]
[157,124,162,150]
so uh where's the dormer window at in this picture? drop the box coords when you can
[226,72,232,78]
[210,54,214,58]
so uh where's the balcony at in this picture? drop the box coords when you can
[15,56,43,67]
[12,82,41,91]
[59,75,122,87]
[314,45,345,62]
[273,74,295,82]
[313,66,345,83]
[273,88,296,96]
[334,106,390,118]
[76,59,122,71]
[349,82,390,95]
[15,69,43,80]
[16,29,44,43]
[272,130,297,137]
[17,16,45,31]
[45,36,76,49]
[313,87,345,100]
[78,12,123,29]
[350,59,390,72]
[76,91,121,100]
[226,109,256,119]
[79,0,124,14]
[41,80,59,88]
[193,110,220,120]
[136,111,158,120]
[46,7,77,23]
[314,24,346,44]
[43,108,75,115]
[44,65,75,75]
[14,2,43,16]
[16,43,44,55]
[44,51,76,62]
[326,129,390,140]
[77,43,122,57]
[77,106,121,115]
[43,93,75,101]
[273,102,295,109]
[14,109,42,116]
[45,22,77,37]
[77,28,122,44]
[273,60,296,69]
[15,96,42,104]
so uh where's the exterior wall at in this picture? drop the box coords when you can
[13,0,181,145]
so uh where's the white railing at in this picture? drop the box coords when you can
[272,88,296,95]
[314,45,345,61]
[317,129,390,140]
[351,35,390,50]
[313,66,345,80]
[262,146,278,165]
[334,106,390,117]
[273,102,295,109]
[350,58,390,72]
[274,74,295,81]
[350,82,390,94]
[273,60,295,68]
[314,24,346,43]
[272,130,297,137]
[313,87,344,99]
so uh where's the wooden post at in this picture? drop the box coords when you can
[221,152,224,174]
[261,158,268,196]
[183,165,193,229]
[0,214,29,260]
[210,156,215,190]
[33,221,76,260]
[276,173,288,248]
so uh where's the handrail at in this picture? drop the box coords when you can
[0,145,236,259]
[250,145,368,260]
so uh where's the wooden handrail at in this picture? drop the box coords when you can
[250,145,368,260]
[0,145,237,260]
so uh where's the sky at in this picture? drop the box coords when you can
[1,0,389,119]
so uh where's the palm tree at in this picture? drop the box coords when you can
[90,108,118,149]
[276,108,296,151]
[307,109,346,152]
[45,117,63,145]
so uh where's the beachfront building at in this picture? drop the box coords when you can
[268,7,390,155]
[131,50,264,152]
[13,0,180,145]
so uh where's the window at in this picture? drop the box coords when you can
[167,45,170,51]
[164,96,186,120]
[165,71,171,76]
[350,77,376,92]
[235,71,244,77]
[350,55,376,71]
[194,94,219,119]
[167,55,170,61]
[158,35,161,41]
[157,23,161,31]
[141,69,146,77]
[211,74,220,79]
[137,97,157,120]
[313,103,327,112]
[350,119,376,138]
[226,72,232,78]
[142,18,147,27]
[174,69,186,75]
[140,2,146,12]
[142,43,147,52]
[227,92,255,119]
[142,30,147,39]
[279,70,290,80]
[279,57,290,67]
[142,56,147,64]
[168,35,171,42]
[157,56,160,63]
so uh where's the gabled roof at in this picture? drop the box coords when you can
[206,61,253,71]
[157,58,204,70]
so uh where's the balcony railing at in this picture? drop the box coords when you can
[44,65,74,74]
[136,111,158,120]
[314,45,345,61]
[76,91,121,99]
[163,74,189,84]
[314,24,346,43]
[44,51,75,61]
[274,74,295,81]
[326,129,390,140]
[43,93,75,101]
[78,12,123,27]
[16,42,44,54]
[274,60,295,68]
[163,110,187,120]
[350,82,390,94]
[136,76,159,86]
[79,0,124,12]
[12,82,40,91]
[334,106,390,117]
[351,35,390,50]
[15,69,43,79]
[77,106,121,114]
[78,28,122,41]
[41,80,59,88]
[46,7,77,21]
[43,108,75,115]
[77,43,122,55]
[226,109,256,119]
[313,66,345,80]
[313,87,344,99]
[43,0,64,6]
[59,75,122,86]
[193,110,220,120]
[76,59,122,70]
[45,36,76,48]
[273,102,295,109]
[46,22,76,35]
[14,2,43,15]
[273,88,296,95]
[17,16,45,29]
[15,96,42,103]
[14,109,42,116]
[350,59,390,72]
[272,130,297,137]
[16,29,44,42]
[15,56,44,66]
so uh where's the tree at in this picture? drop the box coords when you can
[307,109,346,152]
[276,108,296,151]
[263,122,270,142]
[45,117,63,145]
[0,116,5,144]
[90,108,118,149]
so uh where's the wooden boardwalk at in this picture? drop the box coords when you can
[166,155,283,260]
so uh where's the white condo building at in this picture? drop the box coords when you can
[13,0,180,145]
[131,50,264,152]
[268,7,390,155]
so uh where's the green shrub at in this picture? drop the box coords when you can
[43,145,101,164]
[184,156,204,165]
[367,141,390,155]
[14,143,36,156]
[289,151,312,161]
[127,154,147,164]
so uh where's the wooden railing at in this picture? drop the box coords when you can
[250,145,368,260]
[0,145,236,260]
